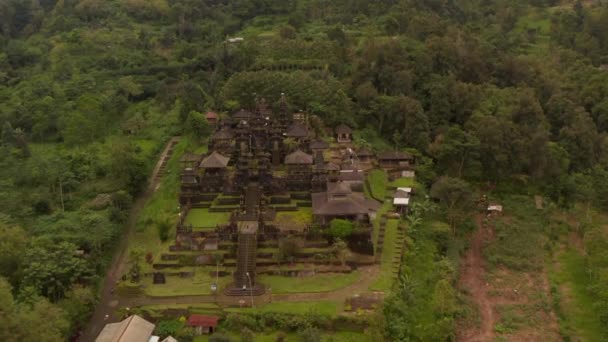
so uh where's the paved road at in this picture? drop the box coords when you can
[78,137,180,342]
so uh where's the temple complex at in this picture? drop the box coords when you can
[167,95,414,297]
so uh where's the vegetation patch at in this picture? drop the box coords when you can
[260,272,361,294]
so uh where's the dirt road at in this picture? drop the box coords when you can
[78,137,180,342]
[457,214,495,342]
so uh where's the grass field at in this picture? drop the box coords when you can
[185,208,231,228]
[259,272,361,293]
[370,219,400,292]
[367,169,388,200]
[550,249,605,341]
[142,269,231,297]
[273,207,313,230]
[389,177,416,188]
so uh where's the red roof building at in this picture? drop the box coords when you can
[205,112,219,125]
[187,315,219,335]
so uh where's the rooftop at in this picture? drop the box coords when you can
[285,149,313,165]
[377,151,412,160]
[335,124,353,134]
[95,315,155,342]
[187,314,219,328]
[286,123,309,138]
[200,151,230,168]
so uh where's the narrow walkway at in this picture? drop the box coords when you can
[78,137,180,342]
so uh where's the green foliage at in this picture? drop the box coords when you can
[21,239,91,301]
[0,277,69,342]
[366,169,387,201]
[430,177,475,232]
[186,111,211,141]
[276,237,302,263]
[0,224,27,283]
[155,319,184,338]
[328,219,354,239]
[157,220,171,242]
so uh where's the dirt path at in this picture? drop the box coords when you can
[457,214,495,342]
[78,137,180,342]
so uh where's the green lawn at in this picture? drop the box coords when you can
[370,219,400,292]
[142,268,231,297]
[185,208,231,228]
[225,300,341,316]
[260,272,361,293]
[273,208,313,229]
[367,169,388,200]
[550,249,605,341]
[389,177,416,188]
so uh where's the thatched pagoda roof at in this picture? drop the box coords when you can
[286,123,309,138]
[199,151,230,168]
[335,124,352,134]
[284,149,313,165]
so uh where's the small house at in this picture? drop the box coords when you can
[487,204,503,215]
[393,188,412,214]
[312,181,380,225]
[356,148,374,163]
[377,151,413,169]
[335,124,353,143]
[96,315,161,342]
[187,314,219,335]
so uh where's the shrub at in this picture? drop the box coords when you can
[298,326,320,342]
[154,319,184,338]
[157,220,171,242]
[329,219,354,239]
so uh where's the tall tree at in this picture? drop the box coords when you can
[430,177,475,233]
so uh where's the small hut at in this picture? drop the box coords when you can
[335,124,353,143]
[187,314,219,335]
[312,181,380,225]
[205,111,219,125]
[377,151,413,169]
[393,188,411,214]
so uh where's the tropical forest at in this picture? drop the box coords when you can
[1,0,608,341]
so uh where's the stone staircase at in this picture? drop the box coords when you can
[391,223,406,278]
[150,137,180,190]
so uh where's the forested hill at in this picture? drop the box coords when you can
[1,0,608,340]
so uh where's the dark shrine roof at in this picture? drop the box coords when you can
[286,123,309,138]
[212,128,234,140]
[285,149,313,165]
[377,151,412,160]
[335,124,353,134]
[356,148,374,157]
[338,170,365,182]
[199,151,230,168]
[232,108,252,120]
[187,315,219,328]
[312,182,380,216]
[324,162,340,171]
[180,152,201,163]
[310,139,330,150]
[181,174,198,184]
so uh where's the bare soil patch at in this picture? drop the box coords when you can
[457,214,561,342]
